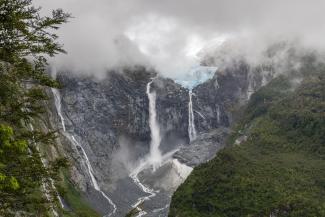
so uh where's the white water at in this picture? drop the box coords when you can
[188,91,197,142]
[127,78,163,217]
[129,148,189,217]
[70,136,117,217]
[52,88,66,132]
[195,110,206,120]
[129,80,195,216]
[152,204,169,213]
[216,105,221,124]
[130,162,157,217]
[146,79,162,170]
[51,88,116,217]
[247,73,255,100]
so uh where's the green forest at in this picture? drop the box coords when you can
[169,66,325,216]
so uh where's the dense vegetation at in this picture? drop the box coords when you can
[0,0,71,216]
[169,69,325,217]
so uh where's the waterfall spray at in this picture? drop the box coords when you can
[188,90,197,142]
[146,79,162,170]
[127,78,166,216]
[129,80,195,215]
[51,87,116,216]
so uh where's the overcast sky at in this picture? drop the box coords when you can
[35,0,325,78]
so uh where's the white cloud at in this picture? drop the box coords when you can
[35,0,325,78]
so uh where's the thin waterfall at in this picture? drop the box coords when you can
[51,87,116,217]
[188,90,197,142]
[247,72,254,100]
[52,88,66,132]
[195,110,206,120]
[216,105,221,124]
[70,135,117,216]
[146,79,162,170]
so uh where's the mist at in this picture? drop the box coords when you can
[35,0,325,79]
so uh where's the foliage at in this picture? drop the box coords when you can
[125,203,143,217]
[169,72,325,217]
[0,0,71,216]
[57,170,100,217]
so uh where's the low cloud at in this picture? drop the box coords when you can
[35,0,325,78]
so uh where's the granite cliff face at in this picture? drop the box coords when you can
[51,67,191,216]
[58,67,190,170]
[44,63,272,216]
[192,62,274,133]
[173,62,274,167]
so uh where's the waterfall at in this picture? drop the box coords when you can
[51,88,116,217]
[146,79,162,170]
[129,149,188,217]
[126,78,163,216]
[70,135,117,216]
[216,105,221,124]
[130,164,156,217]
[247,73,255,100]
[52,88,66,132]
[188,90,197,142]
[195,110,206,120]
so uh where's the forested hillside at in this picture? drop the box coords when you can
[169,65,325,217]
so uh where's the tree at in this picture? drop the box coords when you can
[0,0,70,216]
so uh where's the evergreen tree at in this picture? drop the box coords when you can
[0,0,70,216]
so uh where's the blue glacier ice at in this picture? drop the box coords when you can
[174,65,217,90]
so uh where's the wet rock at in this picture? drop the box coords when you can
[174,128,230,167]
[45,62,273,216]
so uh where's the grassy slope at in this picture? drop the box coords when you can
[169,73,325,217]
[57,170,101,217]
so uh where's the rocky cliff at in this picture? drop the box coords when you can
[43,62,272,216]
[48,66,191,216]
[174,62,274,167]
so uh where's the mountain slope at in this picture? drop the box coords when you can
[169,71,325,217]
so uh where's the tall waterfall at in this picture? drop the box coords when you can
[146,79,162,169]
[188,90,197,142]
[51,88,116,217]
